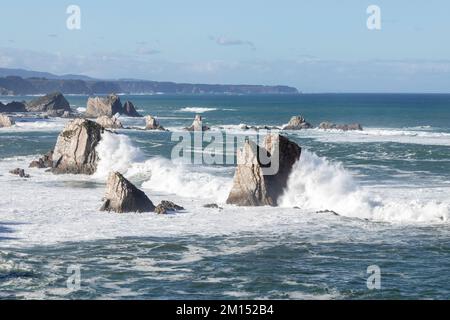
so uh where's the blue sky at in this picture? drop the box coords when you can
[1,0,450,92]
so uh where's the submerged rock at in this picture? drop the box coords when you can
[319,122,363,131]
[9,168,30,178]
[51,118,103,175]
[86,94,123,118]
[29,151,53,169]
[282,116,313,130]
[96,115,123,129]
[155,201,185,215]
[203,203,223,209]
[123,101,142,117]
[144,115,165,130]
[100,172,155,213]
[185,115,210,131]
[226,134,301,206]
[0,114,15,127]
[26,92,71,116]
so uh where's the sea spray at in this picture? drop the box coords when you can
[280,150,449,222]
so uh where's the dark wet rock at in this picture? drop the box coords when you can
[123,101,142,117]
[0,101,27,113]
[319,122,363,131]
[9,168,30,178]
[155,201,185,215]
[26,92,71,116]
[100,172,155,213]
[316,210,340,216]
[203,203,223,209]
[226,134,301,206]
[51,118,103,175]
[29,151,53,169]
[185,115,210,131]
[282,116,313,130]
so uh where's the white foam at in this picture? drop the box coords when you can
[177,107,217,113]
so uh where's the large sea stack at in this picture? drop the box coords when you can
[51,118,103,175]
[86,94,123,118]
[123,101,142,117]
[26,92,71,116]
[226,134,301,206]
[100,172,155,213]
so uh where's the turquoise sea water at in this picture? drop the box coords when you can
[0,94,449,299]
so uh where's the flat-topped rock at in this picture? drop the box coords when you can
[26,92,71,116]
[0,114,15,127]
[282,116,313,130]
[185,115,210,131]
[86,94,123,118]
[51,118,103,175]
[144,115,165,130]
[319,122,363,131]
[100,172,155,213]
[226,134,301,206]
[96,115,123,129]
[0,101,27,113]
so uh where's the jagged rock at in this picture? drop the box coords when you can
[123,101,142,117]
[26,92,71,116]
[144,115,165,130]
[85,94,123,118]
[100,172,155,213]
[282,116,313,130]
[0,114,15,127]
[155,201,184,215]
[185,115,210,131]
[29,151,53,169]
[9,168,30,178]
[239,124,280,131]
[319,122,363,131]
[0,101,27,113]
[226,134,301,206]
[96,115,123,129]
[51,118,103,175]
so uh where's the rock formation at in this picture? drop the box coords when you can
[86,94,123,118]
[226,134,301,206]
[9,168,30,178]
[100,172,155,213]
[185,115,210,131]
[0,101,27,113]
[26,92,71,116]
[96,115,123,129]
[29,151,53,169]
[123,101,142,117]
[51,119,103,175]
[319,122,363,131]
[282,116,313,130]
[0,114,15,127]
[154,201,185,215]
[144,115,165,130]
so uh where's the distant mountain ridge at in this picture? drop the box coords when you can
[0,68,299,95]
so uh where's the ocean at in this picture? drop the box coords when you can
[0,94,449,299]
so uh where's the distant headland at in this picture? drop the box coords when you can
[0,67,299,96]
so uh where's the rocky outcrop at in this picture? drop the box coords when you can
[154,201,184,215]
[86,94,123,118]
[238,124,280,131]
[144,115,165,130]
[0,114,15,127]
[319,122,363,131]
[100,172,155,213]
[0,101,27,113]
[123,101,142,117]
[282,116,313,130]
[9,168,30,178]
[226,134,301,206]
[51,119,103,175]
[29,151,53,169]
[26,92,71,116]
[96,115,123,129]
[185,115,210,131]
